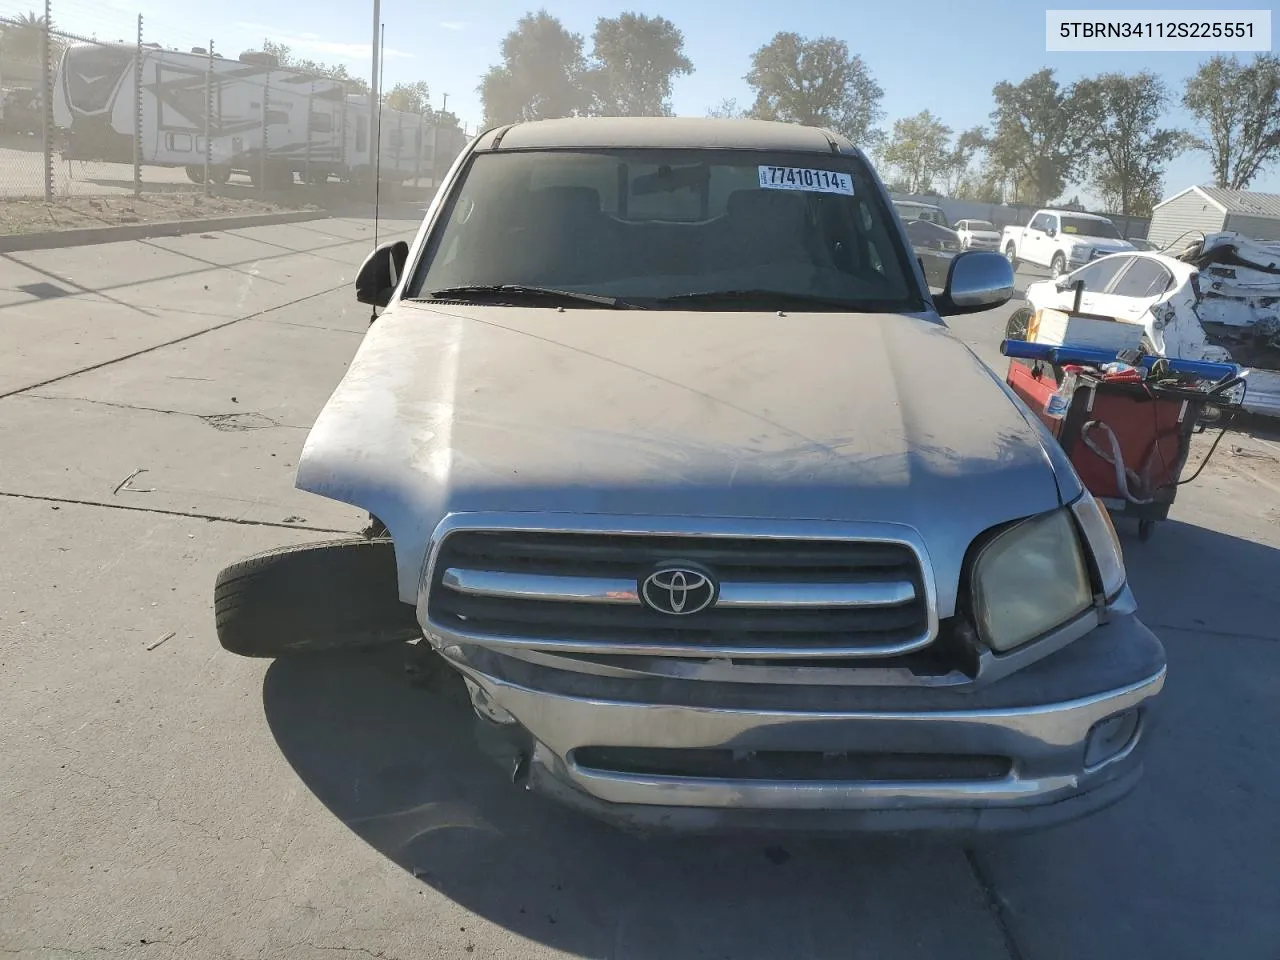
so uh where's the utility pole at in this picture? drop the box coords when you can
[370,0,380,197]
[431,92,447,190]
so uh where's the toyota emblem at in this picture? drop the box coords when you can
[639,564,717,616]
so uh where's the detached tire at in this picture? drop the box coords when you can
[215,539,421,658]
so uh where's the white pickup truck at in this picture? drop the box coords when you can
[1002,209,1135,277]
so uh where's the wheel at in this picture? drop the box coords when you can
[1005,306,1033,342]
[184,165,206,184]
[208,165,231,185]
[1050,253,1066,278]
[1138,519,1156,542]
[214,539,421,657]
[1005,243,1019,269]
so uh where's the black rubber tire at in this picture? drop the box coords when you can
[1050,253,1066,278]
[214,538,421,658]
[208,165,231,185]
[1005,243,1019,269]
[184,165,205,184]
[1005,306,1034,342]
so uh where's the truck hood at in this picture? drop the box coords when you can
[297,301,1067,614]
[1070,237,1133,254]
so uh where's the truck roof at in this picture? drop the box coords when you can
[473,116,859,156]
[1037,208,1114,221]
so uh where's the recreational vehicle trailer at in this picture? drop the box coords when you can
[52,43,346,187]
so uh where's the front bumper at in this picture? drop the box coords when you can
[1241,368,1280,418]
[444,614,1166,835]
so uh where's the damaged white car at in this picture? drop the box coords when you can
[1013,233,1280,417]
[215,117,1165,836]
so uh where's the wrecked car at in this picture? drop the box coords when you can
[1016,234,1280,418]
[216,116,1166,835]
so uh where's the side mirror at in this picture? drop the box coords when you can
[1045,226,1057,237]
[933,251,1014,317]
[355,240,410,308]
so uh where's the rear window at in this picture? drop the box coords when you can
[409,147,923,311]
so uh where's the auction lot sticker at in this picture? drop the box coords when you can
[758,166,854,196]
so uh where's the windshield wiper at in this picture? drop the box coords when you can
[420,285,640,309]
[650,289,896,311]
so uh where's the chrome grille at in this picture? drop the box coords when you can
[427,530,932,659]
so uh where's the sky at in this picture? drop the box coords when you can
[19,0,1280,202]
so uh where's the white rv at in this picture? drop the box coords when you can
[341,93,469,186]
[53,43,366,187]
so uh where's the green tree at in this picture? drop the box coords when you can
[1183,54,1280,190]
[1074,71,1185,217]
[260,39,368,93]
[478,10,589,126]
[385,81,432,115]
[706,98,745,119]
[987,68,1084,206]
[744,32,883,146]
[586,13,691,117]
[0,11,62,64]
[939,126,987,195]
[880,110,952,194]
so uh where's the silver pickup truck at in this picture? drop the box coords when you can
[216,117,1166,835]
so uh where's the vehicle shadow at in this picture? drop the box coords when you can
[261,653,1007,957]
[260,517,1280,958]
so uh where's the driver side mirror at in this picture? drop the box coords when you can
[355,240,410,308]
[1045,225,1057,237]
[933,251,1014,317]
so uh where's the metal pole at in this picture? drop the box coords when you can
[431,92,446,190]
[203,41,213,196]
[133,14,142,197]
[370,0,380,196]
[259,70,269,194]
[304,80,313,188]
[40,0,53,201]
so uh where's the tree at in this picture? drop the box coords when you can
[478,10,589,126]
[987,69,1084,206]
[1184,54,1280,190]
[0,11,63,64]
[940,126,987,195]
[744,32,884,146]
[586,13,691,117]
[879,111,952,193]
[260,39,368,93]
[385,81,431,115]
[706,98,745,119]
[1074,71,1185,217]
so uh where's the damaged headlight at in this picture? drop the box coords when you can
[971,510,1093,653]
[1071,489,1127,600]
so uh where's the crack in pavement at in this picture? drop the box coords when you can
[963,847,1025,960]
[0,490,353,533]
[0,282,350,401]
[22,393,310,430]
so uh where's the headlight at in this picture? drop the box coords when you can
[1071,490,1126,599]
[971,510,1093,652]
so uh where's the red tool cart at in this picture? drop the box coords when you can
[1005,356,1242,541]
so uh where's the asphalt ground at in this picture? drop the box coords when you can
[1,231,1278,959]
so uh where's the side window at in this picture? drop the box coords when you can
[1111,258,1172,299]
[1030,214,1049,232]
[1070,256,1129,292]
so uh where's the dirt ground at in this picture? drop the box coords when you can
[0,193,314,235]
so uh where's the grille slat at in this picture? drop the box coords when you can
[428,530,932,659]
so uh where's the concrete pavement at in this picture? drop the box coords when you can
[1,239,1277,959]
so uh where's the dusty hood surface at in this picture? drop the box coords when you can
[297,302,1064,612]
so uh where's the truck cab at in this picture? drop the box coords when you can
[1002,209,1134,277]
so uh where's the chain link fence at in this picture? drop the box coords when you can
[0,1,469,233]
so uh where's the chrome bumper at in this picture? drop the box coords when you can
[443,614,1167,833]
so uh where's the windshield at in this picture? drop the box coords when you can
[1060,216,1123,239]
[409,148,922,310]
[967,220,995,231]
